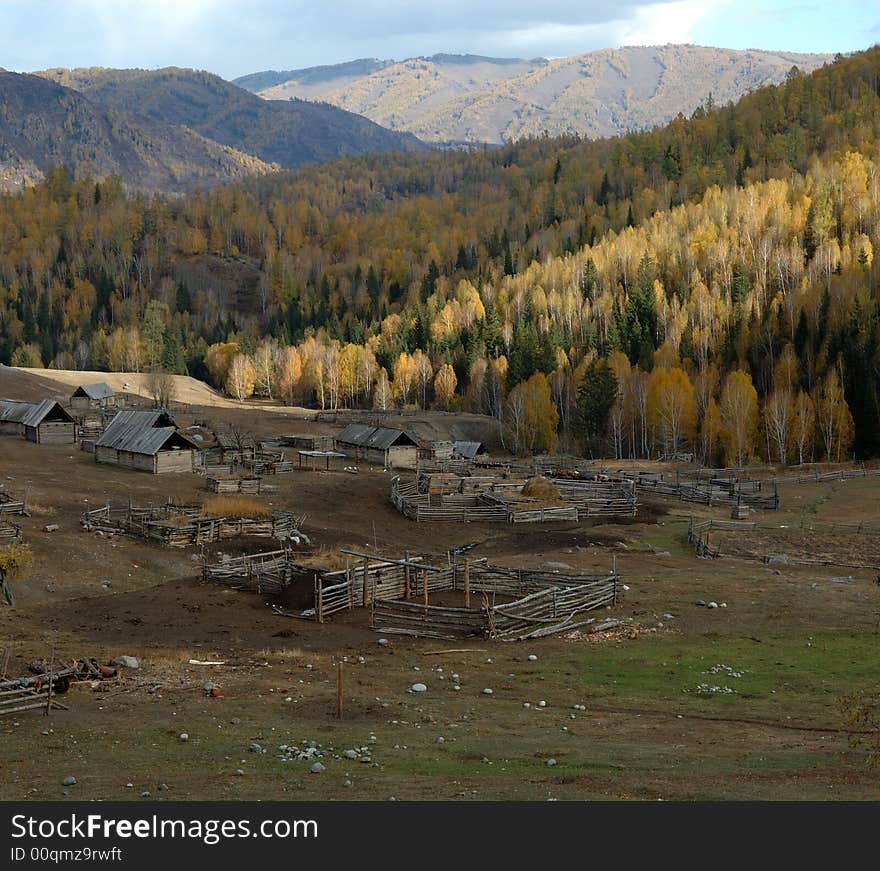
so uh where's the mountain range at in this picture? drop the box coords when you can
[0,67,428,193]
[236,45,834,144]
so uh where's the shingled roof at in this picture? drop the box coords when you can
[0,399,74,427]
[96,410,195,455]
[72,382,114,400]
[335,424,418,450]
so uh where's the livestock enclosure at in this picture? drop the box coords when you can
[204,548,619,640]
[390,474,637,523]
[687,517,880,569]
[81,500,305,547]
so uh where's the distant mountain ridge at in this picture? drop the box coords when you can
[236,45,834,144]
[36,66,430,173]
[0,70,273,193]
[0,66,429,194]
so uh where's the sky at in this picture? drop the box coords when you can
[1,0,877,79]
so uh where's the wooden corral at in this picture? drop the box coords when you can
[203,548,619,640]
[296,450,347,472]
[390,474,636,523]
[82,501,306,548]
[206,476,262,494]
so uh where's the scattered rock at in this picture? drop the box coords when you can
[695,599,706,606]
[538,700,547,707]
[482,688,494,695]
[62,776,76,786]
[527,654,538,662]
[343,749,358,759]
[230,717,241,725]
[546,758,557,767]
[309,762,325,774]
[140,791,151,798]
[411,683,427,693]
[377,638,389,646]
[44,524,59,533]
[343,779,352,788]
[436,736,445,744]
[111,656,139,669]
[159,783,169,791]
[248,743,263,753]
[101,581,111,589]
[179,733,189,742]
[235,769,245,776]
[707,601,719,609]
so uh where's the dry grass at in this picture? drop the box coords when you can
[521,476,562,501]
[24,499,56,518]
[202,495,269,519]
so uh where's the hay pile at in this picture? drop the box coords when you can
[202,495,270,519]
[521,477,562,501]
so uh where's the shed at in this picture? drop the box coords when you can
[0,399,77,444]
[95,410,197,473]
[453,440,486,460]
[334,424,420,469]
[70,382,119,410]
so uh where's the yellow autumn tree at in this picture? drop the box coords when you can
[433,364,457,409]
[276,345,302,406]
[502,372,558,455]
[719,370,759,466]
[646,366,696,457]
[226,353,256,401]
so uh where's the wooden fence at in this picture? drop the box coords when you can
[0,493,27,517]
[390,476,637,523]
[0,520,22,543]
[687,517,880,567]
[371,561,619,641]
[82,501,304,548]
[206,476,262,494]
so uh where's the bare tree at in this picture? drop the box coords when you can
[147,369,177,409]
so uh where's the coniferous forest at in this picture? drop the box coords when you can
[2,48,880,461]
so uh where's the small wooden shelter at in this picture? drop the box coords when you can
[70,382,120,410]
[94,410,197,473]
[334,424,419,469]
[0,399,77,444]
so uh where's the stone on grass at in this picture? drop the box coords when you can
[527,654,538,662]
[343,749,358,759]
[179,733,189,742]
[62,776,76,786]
[111,656,139,669]
[546,758,557,767]
[310,762,325,774]
[411,683,427,693]
[248,742,263,753]
[482,688,494,695]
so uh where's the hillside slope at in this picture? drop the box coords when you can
[240,45,833,144]
[0,70,274,193]
[36,67,431,169]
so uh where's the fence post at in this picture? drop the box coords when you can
[316,572,323,624]
[464,559,471,608]
[362,558,369,607]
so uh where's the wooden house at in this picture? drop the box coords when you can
[334,424,419,469]
[95,410,198,473]
[70,382,120,410]
[0,399,77,444]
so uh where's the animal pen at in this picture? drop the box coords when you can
[0,492,27,517]
[82,500,305,547]
[687,517,880,570]
[204,549,620,640]
[390,474,637,523]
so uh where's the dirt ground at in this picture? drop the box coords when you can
[1,402,880,800]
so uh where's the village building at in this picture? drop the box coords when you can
[94,410,198,473]
[69,382,121,410]
[0,399,78,444]
[334,424,420,469]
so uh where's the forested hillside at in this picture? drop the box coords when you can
[2,48,879,462]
